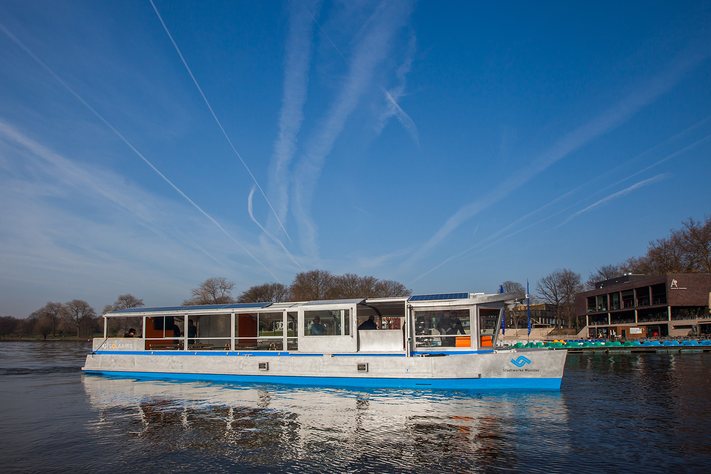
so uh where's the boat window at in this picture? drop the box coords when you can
[256,312,284,350]
[479,309,499,348]
[287,312,298,350]
[304,309,350,336]
[414,310,470,348]
[190,314,230,350]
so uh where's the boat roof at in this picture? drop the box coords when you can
[103,291,522,317]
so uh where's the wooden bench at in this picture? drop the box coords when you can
[188,344,214,350]
[149,343,181,350]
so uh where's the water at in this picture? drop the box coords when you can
[1,342,710,473]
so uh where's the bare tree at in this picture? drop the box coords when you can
[289,270,336,301]
[619,215,711,276]
[0,316,19,338]
[501,281,524,293]
[106,294,144,311]
[537,269,582,331]
[35,317,54,340]
[102,294,145,336]
[676,215,711,273]
[372,279,411,298]
[37,302,64,337]
[333,273,375,298]
[238,282,289,303]
[585,265,622,290]
[62,299,96,338]
[183,277,236,305]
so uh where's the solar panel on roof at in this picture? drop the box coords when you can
[408,293,469,302]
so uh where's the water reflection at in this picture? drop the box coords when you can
[83,376,567,473]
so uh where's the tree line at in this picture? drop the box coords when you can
[182,270,411,305]
[0,270,410,339]
[501,214,711,333]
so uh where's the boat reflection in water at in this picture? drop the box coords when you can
[83,375,568,472]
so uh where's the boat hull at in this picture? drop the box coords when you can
[82,349,566,391]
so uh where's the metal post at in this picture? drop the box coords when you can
[184,314,188,350]
[231,312,235,351]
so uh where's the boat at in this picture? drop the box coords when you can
[82,290,567,390]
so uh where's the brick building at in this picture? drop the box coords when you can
[575,274,711,339]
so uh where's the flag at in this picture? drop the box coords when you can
[527,279,531,337]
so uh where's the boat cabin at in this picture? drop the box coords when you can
[96,292,521,355]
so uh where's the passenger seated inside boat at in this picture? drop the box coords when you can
[311,316,326,335]
[187,319,197,344]
[124,328,136,337]
[358,316,378,330]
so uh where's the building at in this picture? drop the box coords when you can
[575,274,711,339]
[507,303,560,328]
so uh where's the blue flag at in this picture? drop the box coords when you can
[527,279,531,336]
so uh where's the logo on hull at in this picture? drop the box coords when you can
[510,356,532,367]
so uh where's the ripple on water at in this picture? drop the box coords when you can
[1,343,711,473]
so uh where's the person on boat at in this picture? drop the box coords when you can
[124,328,136,337]
[415,313,431,335]
[358,315,378,330]
[311,316,326,335]
[188,320,197,344]
[435,311,451,346]
[439,312,465,346]
[173,325,182,345]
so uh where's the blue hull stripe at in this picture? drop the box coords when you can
[83,370,562,391]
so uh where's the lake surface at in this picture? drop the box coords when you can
[1,341,710,473]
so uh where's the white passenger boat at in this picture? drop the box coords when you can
[82,291,567,390]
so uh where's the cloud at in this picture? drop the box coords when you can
[401,45,711,271]
[266,0,323,237]
[292,0,414,258]
[0,22,280,280]
[0,123,281,315]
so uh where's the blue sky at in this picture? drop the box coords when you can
[1,0,710,317]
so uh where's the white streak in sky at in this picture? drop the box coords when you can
[247,187,304,270]
[556,174,669,228]
[412,126,711,283]
[382,86,419,146]
[402,45,710,271]
[293,0,414,258]
[0,120,233,273]
[0,21,279,282]
[149,0,292,244]
[375,33,418,144]
[266,0,322,238]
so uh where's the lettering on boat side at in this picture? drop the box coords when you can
[510,356,532,367]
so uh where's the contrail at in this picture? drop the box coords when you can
[402,43,711,271]
[266,0,322,242]
[293,0,414,257]
[247,187,304,270]
[412,126,711,283]
[0,21,280,281]
[149,0,292,244]
[382,86,419,146]
[556,174,669,228]
[310,11,347,62]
